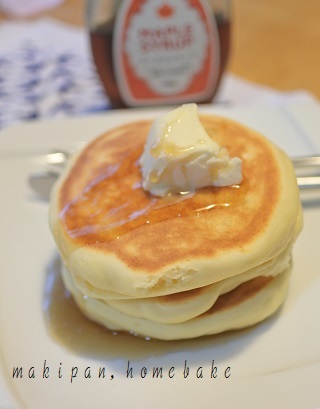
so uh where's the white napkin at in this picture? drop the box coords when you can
[0,18,317,131]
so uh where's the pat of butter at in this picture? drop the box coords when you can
[140,104,242,196]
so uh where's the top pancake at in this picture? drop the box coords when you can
[49,114,302,298]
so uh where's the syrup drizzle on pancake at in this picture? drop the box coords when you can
[55,117,280,272]
[60,147,246,244]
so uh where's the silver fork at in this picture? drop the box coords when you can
[292,156,320,189]
[28,152,320,199]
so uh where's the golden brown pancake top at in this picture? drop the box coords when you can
[58,116,279,272]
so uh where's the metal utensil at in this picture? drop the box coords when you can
[292,155,320,189]
[28,153,320,200]
[28,170,60,199]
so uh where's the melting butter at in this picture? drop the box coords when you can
[139,104,242,196]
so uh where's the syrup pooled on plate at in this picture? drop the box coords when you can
[43,256,252,360]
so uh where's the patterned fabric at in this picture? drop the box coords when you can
[0,19,109,130]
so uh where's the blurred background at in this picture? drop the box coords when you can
[0,0,319,129]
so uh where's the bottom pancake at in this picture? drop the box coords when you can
[61,264,291,341]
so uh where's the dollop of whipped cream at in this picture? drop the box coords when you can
[139,104,242,196]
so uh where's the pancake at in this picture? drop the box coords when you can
[50,115,301,296]
[49,112,302,339]
[61,262,291,341]
[73,242,295,324]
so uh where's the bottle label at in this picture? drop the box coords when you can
[113,0,220,106]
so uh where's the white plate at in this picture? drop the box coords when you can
[1,102,320,409]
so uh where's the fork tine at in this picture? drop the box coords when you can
[292,156,320,189]
[297,176,320,189]
[292,156,320,167]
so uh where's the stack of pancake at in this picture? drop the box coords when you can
[49,114,302,340]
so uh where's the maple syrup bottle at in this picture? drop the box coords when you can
[86,0,231,108]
